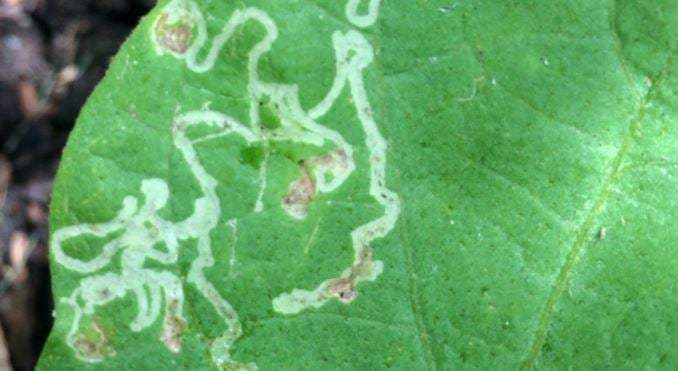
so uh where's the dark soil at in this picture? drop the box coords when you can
[0,1,154,369]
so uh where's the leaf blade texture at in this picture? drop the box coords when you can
[40,1,678,370]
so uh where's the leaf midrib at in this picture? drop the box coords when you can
[520,45,676,370]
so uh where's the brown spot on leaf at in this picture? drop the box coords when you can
[322,245,381,305]
[281,148,354,220]
[327,279,357,303]
[160,299,185,353]
[72,321,113,362]
[282,168,315,220]
[154,13,193,55]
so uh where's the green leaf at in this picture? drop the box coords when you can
[40,0,678,369]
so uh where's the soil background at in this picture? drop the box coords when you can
[0,1,154,369]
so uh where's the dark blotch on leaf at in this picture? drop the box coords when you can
[239,145,265,169]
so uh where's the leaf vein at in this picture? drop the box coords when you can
[520,48,676,370]
[374,6,438,370]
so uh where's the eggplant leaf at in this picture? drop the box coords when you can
[40,0,677,369]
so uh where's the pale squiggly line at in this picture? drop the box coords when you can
[53,179,186,362]
[54,0,397,368]
[53,111,257,367]
[172,112,257,369]
[227,219,238,278]
[272,28,400,314]
[151,1,359,366]
[155,0,356,212]
[345,0,382,28]
[155,0,398,319]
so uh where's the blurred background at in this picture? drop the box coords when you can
[0,0,154,369]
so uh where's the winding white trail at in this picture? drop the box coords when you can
[53,0,396,368]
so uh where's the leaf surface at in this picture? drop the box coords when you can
[40,1,678,370]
